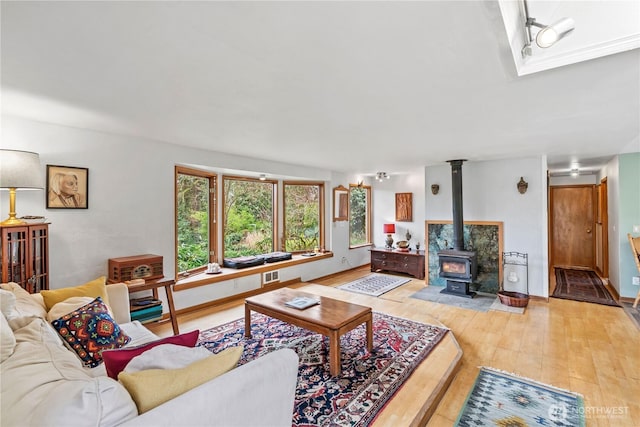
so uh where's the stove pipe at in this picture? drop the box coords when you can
[447,159,466,251]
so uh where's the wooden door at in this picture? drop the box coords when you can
[550,185,596,269]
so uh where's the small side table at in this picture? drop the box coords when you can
[126,278,179,335]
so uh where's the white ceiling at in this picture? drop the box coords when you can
[1,1,639,176]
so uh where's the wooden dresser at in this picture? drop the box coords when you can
[370,248,425,280]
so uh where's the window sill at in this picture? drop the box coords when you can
[173,251,334,292]
[349,243,374,250]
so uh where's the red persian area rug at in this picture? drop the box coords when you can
[198,312,448,427]
[553,268,621,307]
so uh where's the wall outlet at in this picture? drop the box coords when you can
[632,276,640,286]
[634,225,640,233]
[341,257,347,264]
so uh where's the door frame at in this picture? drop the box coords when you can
[548,184,597,270]
[596,177,609,279]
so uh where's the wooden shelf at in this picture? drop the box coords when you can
[124,278,179,335]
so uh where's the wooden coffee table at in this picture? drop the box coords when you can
[245,288,373,376]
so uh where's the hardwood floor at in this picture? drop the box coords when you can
[147,266,640,426]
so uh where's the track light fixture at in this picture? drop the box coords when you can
[375,172,390,182]
[522,0,574,56]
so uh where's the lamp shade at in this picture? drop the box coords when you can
[383,223,396,234]
[0,149,43,189]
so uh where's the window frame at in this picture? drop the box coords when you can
[174,166,217,277]
[348,183,373,249]
[283,181,325,253]
[221,175,278,259]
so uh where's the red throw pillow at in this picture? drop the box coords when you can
[102,329,200,379]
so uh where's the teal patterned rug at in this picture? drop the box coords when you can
[456,367,585,426]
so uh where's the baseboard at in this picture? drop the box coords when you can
[310,264,370,282]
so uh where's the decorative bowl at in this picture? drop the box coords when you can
[19,216,47,224]
[396,240,410,249]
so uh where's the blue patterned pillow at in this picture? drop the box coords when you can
[51,297,131,368]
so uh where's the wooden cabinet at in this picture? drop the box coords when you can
[370,248,425,280]
[1,223,50,293]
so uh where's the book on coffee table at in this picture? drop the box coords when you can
[284,296,320,310]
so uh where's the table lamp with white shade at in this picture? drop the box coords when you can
[0,149,43,225]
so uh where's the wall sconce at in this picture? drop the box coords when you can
[517,177,528,194]
[431,184,440,195]
[383,223,396,248]
[357,180,364,188]
[0,149,43,225]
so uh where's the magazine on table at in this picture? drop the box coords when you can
[284,296,320,310]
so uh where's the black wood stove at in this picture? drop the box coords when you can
[438,159,478,298]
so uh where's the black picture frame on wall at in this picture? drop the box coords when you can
[46,165,89,209]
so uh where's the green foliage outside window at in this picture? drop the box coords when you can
[284,184,320,252]
[177,169,327,272]
[349,186,369,246]
[177,173,211,272]
[224,179,274,258]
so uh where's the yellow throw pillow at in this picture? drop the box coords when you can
[41,277,109,311]
[118,346,243,413]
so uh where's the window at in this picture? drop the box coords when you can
[223,176,276,258]
[283,182,324,252]
[349,184,372,247]
[175,167,216,275]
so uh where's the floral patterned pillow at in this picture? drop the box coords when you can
[51,297,131,368]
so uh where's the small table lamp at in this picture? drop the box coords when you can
[0,149,43,225]
[383,223,396,248]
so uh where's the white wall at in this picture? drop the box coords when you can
[604,156,621,292]
[549,175,597,186]
[330,172,372,270]
[1,116,557,302]
[371,167,425,250]
[1,115,371,310]
[424,157,549,297]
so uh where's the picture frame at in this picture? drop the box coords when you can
[333,185,349,222]
[395,192,412,222]
[46,165,89,209]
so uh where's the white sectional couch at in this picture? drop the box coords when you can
[0,282,299,427]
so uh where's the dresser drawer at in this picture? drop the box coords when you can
[370,248,425,280]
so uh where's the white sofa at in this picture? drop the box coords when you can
[0,282,299,427]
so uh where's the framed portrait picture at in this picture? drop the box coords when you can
[395,192,412,222]
[46,165,89,209]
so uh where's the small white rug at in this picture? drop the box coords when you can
[338,273,411,297]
